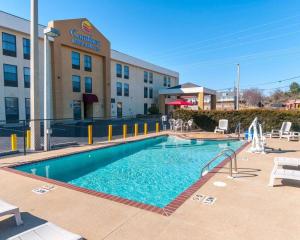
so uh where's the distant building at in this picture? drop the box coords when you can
[216,89,245,110]
[158,83,216,113]
[285,99,300,110]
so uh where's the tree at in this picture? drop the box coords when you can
[272,90,285,102]
[289,82,300,94]
[243,88,264,107]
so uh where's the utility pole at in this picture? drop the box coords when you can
[236,64,240,110]
[30,0,41,150]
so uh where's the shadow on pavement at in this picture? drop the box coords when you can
[0,212,46,240]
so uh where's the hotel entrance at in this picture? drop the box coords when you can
[84,103,93,119]
[83,93,98,119]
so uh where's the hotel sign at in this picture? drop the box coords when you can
[69,20,100,52]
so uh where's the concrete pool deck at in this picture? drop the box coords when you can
[0,132,300,239]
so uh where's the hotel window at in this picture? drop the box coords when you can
[116,64,122,78]
[23,38,30,60]
[84,55,92,72]
[72,75,81,92]
[124,66,129,79]
[144,103,148,115]
[149,88,153,99]
[85,77,92,93]
[72,51,80,69]
[5,97,19,123]
[2,32,16,57]
[124,83,129,97]
[24,67,30,88]
[25,98,30,120]
[144,71,148,83]
[167,77,171,87]
[144,87,148,98]
[149,72,153,84]
[3,64,18,87]
[73,100,82,120]
[117,82,122,96]
[163,76,167,86]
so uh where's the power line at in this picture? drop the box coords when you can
[242,75,300,88]
[152,22,300,60]
[155,29,300,61]
[176,46,300,69]
[147,13,300,58]
[259,85,290,91]
[216,76,300,91]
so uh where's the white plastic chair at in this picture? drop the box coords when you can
[169,119,175,130]
[279,122,292,139]
[269,157,300,187]
[7,222,83,240]
[183,119,193,131]
[174,119,183,132]
[271,122,292,138]
[169,118,175,130]
[214,119,228,134]
[0,199,23,226]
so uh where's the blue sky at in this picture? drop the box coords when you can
[2,0,300,94]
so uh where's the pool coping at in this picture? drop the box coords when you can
[1,135,249,217]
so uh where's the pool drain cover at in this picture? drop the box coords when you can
[213,181,227,187]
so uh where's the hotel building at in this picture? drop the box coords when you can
[0,11,179,122]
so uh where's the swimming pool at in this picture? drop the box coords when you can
[14,136,244,208]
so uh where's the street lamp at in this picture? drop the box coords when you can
[44,27,60,151]
[30,0,40,151]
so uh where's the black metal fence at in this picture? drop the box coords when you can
[0,116,165,156]
[0,120,27,155]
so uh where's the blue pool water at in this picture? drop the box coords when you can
[15,136,244,208]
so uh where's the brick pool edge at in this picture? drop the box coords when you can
[2,140,250,217]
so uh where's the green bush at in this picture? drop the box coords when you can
[173,109,300,132]
[148,105,159,115]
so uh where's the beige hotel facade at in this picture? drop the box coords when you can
[0,11,179,122]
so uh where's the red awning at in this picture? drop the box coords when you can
[83,94,99,104]
[166,100,194,106]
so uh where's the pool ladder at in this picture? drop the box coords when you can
[201,148,237,178]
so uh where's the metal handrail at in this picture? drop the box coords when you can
[201,147,238,178]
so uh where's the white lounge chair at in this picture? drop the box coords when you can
[214,119,228,134]
[0,199,23,226]
[270,121,292,138]
[281,131,300,141]
[7,222,83,240]
[268,157,300,187]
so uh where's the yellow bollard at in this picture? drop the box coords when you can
[108,125,112,141]
[123,124,127,139]
[88,125,93,145]
[11,134,17,151]
[26,130,31,149]
[144,123,148,135]
[156,122,160,133]
[134,123,138,137]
